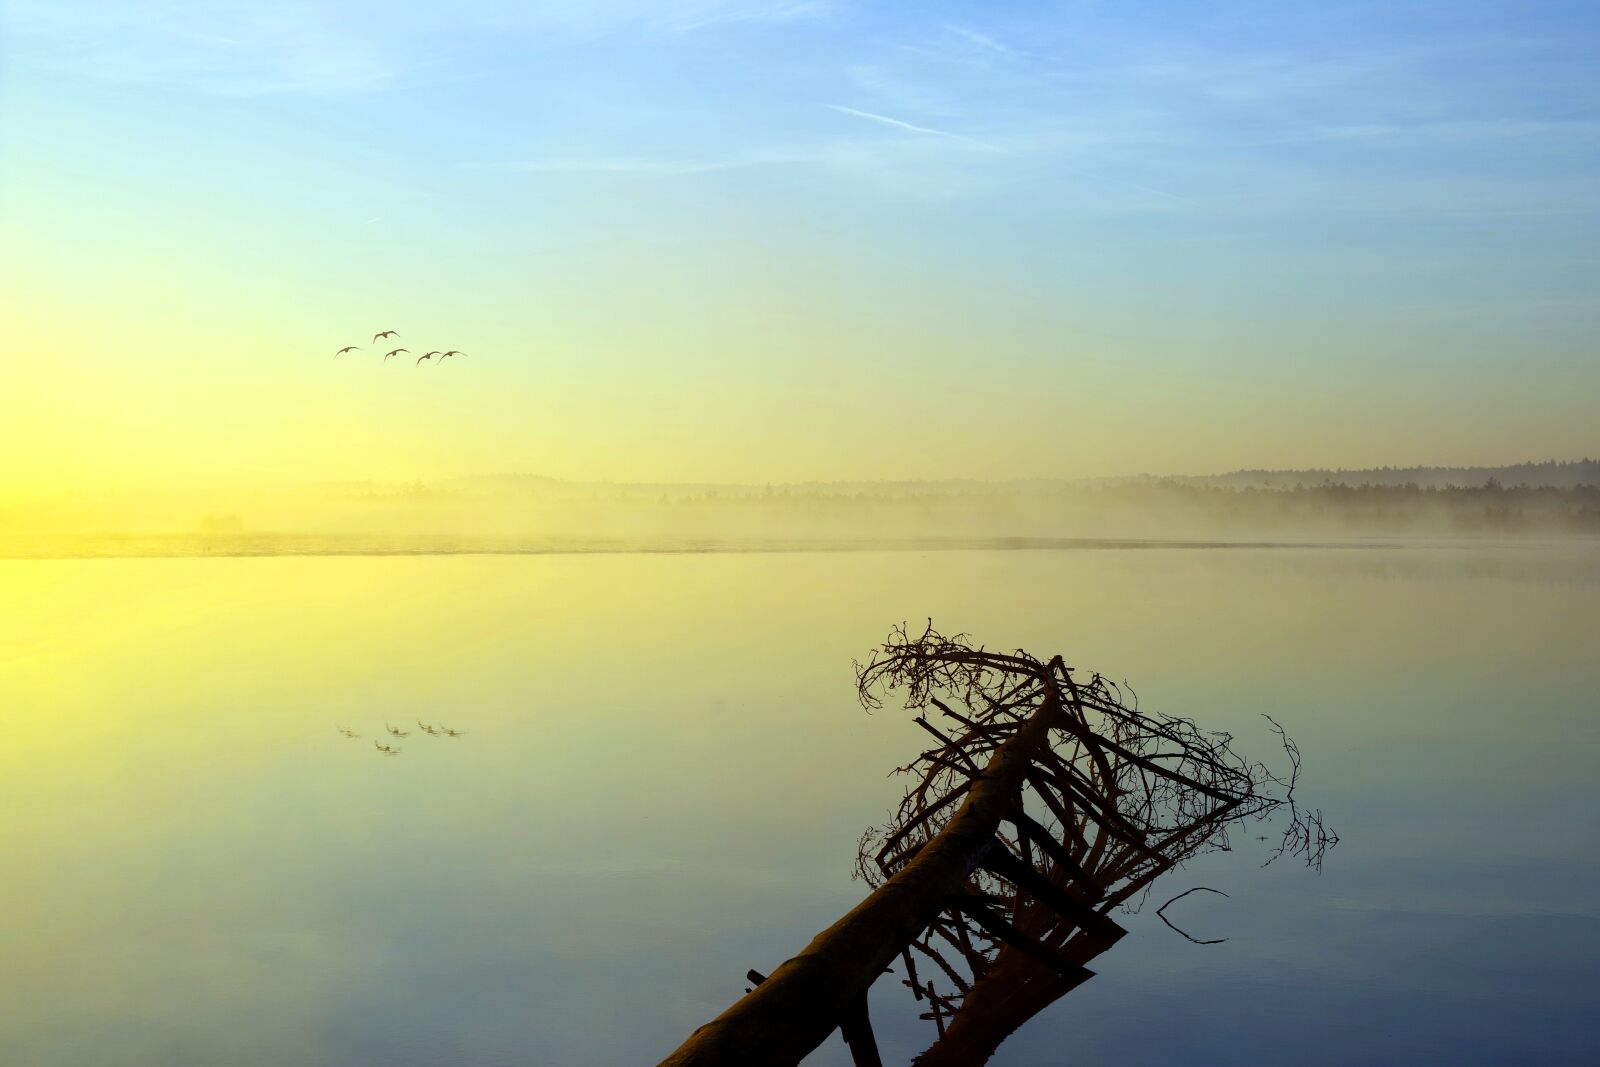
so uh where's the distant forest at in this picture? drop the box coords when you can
[1171,458,1600,490]
[1082,478,1600,534]
[5,460,1598,557]
[293,460,1600,538]
[415,467,1600,536]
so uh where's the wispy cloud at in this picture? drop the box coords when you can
[825,104,996,150]
[477,142,867,178]
[475,137,1020,202]
[1263,118,1600,147]
[491,156,761,177]
[943,24,1018,57]
[4,0,834,96]
[651,0,830,34]
[13,0,1596,222]
[6,1,401,96]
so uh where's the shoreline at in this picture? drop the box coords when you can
[7,532,1593,561]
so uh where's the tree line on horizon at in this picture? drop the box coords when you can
[321,458,1600,501]
[318,476,1600,536]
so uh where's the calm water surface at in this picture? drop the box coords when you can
[3,546,1597,1065]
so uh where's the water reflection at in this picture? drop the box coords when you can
[1,546,1596,1065]
[665,624,1337,1065]
[849,628,1330,1066]
[331,719,466,754]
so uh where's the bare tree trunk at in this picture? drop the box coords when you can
[911,951,1097,1066]
[656,687,1065,1067]
[659,624,1333,1066]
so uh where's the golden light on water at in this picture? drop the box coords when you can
[4,2,1599,1062]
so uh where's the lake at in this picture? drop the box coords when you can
[3,544,1597,1065]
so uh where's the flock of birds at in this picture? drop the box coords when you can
[337,720,466,756]
[335,330,467,365]
[330,329,467,752]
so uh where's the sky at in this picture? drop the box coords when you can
[2,0,1597,491]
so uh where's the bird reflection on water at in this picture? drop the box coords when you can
[335,720,467,754]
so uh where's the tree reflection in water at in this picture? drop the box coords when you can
[661,623,1334,1067]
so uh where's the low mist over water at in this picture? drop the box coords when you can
[7,0,1599,1060]
[6,462,1598,559]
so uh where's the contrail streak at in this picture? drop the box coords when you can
[826,104,994,149]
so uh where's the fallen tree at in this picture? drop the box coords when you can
[658,623,1333,1067]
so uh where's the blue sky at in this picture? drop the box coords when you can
[2,1,1597,483]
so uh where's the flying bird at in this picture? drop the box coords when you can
[417,720,440,735]
[384,348,409,360]
[440,350,466,360]
[375,742,401,756]
[334,346,360,358]
[386,723,410,738]
[373,330,399,342]
[337,726,361,738]
[416,351,435,365]
[443,727,466,738]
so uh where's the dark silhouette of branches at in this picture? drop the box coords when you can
[1260,713,1339,870]
[659,622,1334,1067]
[853,622,1335,1065]
[1156,887,1230,945]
